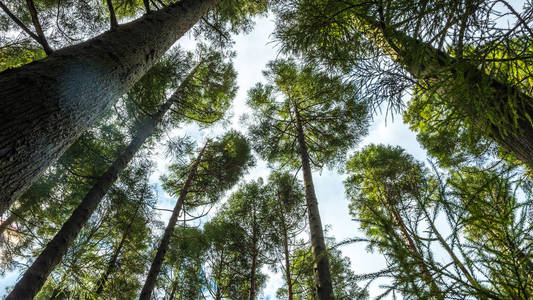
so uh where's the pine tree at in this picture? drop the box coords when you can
[273,0,533,171]
[0,0,266,213]
[247,58,369,300]
[5,48,236,299]
[139,131,254,299]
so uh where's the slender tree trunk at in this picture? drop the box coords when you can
[0,0,219,215]
[5,70,196,299]
[106,0,118,30]
[358,16,533,171]
[143,0,151,13]
[249,211,258,300]
[215,286,222,300]
[94,190,145,295]
[281,214,294,300]
[293,103,334,300]
[25,0,52,54]
[138,142,208,300]
[382,197,443,299]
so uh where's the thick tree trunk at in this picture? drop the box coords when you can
[281,215,294,300]
[359,17,533,170]
[138,143,207,300]
[0,0,219,215]
[293,103,334,300]
[5,74,193,299]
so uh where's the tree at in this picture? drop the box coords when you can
[265,171,307,300]
[216,179,275,300]
[139,131,254,299]
[203,216,252,300]
[0,0,267,213]
[157,226,209,300]
[345,143,532,299]
[247,58,369,299]
[277,239,368,300]
[345,144,444,299]
[273,0,533,171]
[5,48,237,299]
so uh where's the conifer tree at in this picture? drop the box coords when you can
[247,58,369,300]
[139,131,253,299]
[273,0,533,171]
[5,48,237,299]
[265,171,307,300]
[0,0,266,213]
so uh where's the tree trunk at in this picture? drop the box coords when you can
[382,197,442,299]
[0,0,219,215]
[358,16,533,171]
[281,214,294,300]
[293,103,334,300]
[94,190,145,295]
[138,142,207,300]
[249,212,258,300]
[168,277,179,300]
[25,0,53,54]
[4,71,195,299]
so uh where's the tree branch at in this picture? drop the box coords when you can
[25,0,52,54]
[0,1,51,54]
[106,0,118,30]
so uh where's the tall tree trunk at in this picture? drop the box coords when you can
[358,16,533,171]
[94,189,146,295]
[380,194,442,299]
[293,103,334,300]
[249,212,258,300]
[5,71,195,299]
[168,277,179,300]
[138,142,208,300]
[0,0,219,215]
[281,214,294,300]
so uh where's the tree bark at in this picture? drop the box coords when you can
[4,70,195,299]
[358,16,533,171]
[25,0,53,54]
[106,0,118,30]
[281,213,294,300]
[293,103,334,300]
[0,0,219,215]
[248,211,258,300]
[138,142,208,300]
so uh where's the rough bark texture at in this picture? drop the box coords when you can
[359,17,533,171]
[0,0,219,215]
[138,143,207,300]
[293,104,334,300]
[5,78,189,299]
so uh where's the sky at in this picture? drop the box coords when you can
[159,15,429,299]
[1,1,527,298]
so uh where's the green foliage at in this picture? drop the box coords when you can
[0,46,45,72]
[247,58,369,169]
[277,241,368,300]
